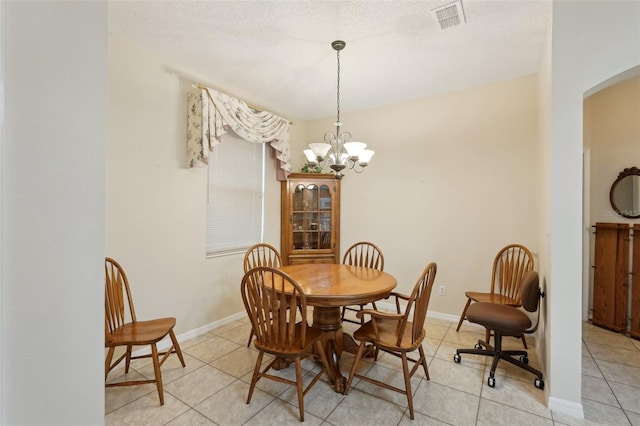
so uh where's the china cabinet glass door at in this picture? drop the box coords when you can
[291,184,332,250]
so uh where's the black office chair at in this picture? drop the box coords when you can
[453,270,545,389]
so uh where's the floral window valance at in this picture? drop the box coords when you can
[187,87,292,180]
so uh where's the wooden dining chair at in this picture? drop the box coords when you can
[345,262,437,420]
[104,257,185,405]
[243,243,282,346]
[341,241,385,324]
[241,266,332,422]
[455,244,534,347]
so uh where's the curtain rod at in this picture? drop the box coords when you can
[193,83,294,125]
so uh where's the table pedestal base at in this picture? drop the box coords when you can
[311,306,345,392]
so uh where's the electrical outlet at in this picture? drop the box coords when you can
[439,285,446,296]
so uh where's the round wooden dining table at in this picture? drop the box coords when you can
[279,263,397,393]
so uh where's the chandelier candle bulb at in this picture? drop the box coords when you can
[309,143,331,162]
[359,149,375,165]
[304,149,317,163]
[344,141,367,160]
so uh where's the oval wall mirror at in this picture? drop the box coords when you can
[610,167,640,219]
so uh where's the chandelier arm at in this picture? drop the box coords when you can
[338,131,351,142]
[323,132,338,164]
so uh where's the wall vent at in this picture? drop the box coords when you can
[433,0,466,30]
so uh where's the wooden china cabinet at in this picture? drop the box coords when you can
[591,222,640,339]
[281,173,340,265]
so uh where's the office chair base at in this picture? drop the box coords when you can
[454,338,544,390]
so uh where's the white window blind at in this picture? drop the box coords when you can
[207,132,264,256]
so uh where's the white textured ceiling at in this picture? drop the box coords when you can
[108,0,551,121]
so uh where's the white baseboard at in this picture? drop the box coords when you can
[427,310,462,324]
[132,308,495,357]
[131,311,246,357]
[548,397,584,419]
[136,307,462,356]
[177,311,246,343]
[376,301,478,329]
[127,307,584,421]
[157,308,582,420]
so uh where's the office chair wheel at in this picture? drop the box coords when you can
[520,355,529,364]
[488,376,496,387]
[534,378,544,389]
[453,353,461,363]
[474,343,483,350]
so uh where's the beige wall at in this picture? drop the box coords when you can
[586,76,640,225]
[584,75,640,324]
[107,36,308,334]
[109,36,540,330]
[298,76,541,316]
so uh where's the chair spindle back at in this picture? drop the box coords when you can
[342,241,384,271]
[241,267,308,350]
[105,257,136,334]
[491,244,534,300]
[244,243,282,273]
[397,262,437,346]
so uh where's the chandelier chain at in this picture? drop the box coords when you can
[336,49,340,124]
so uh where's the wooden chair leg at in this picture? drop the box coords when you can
[401,353,414,420]
[150,343,164,405]
[345,341,367,394]
[169,330,186,367]
[520,335,528,349]
[247,329,254,347]
[456,298,471,331]
[124,344,133,373]
[246,350,264,404]
[294,357,305,422]
[105,347,115,381]
[418,345,430,380]
[315,340,335,384]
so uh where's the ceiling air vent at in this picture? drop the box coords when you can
[433,0,466,30]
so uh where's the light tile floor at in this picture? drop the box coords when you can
[106,318,640,425]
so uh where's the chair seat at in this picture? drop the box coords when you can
[354,318,425,351]
[466,302,531,336]
[106,317,176,347]
[254,323,324,356]
[464,291,520,306]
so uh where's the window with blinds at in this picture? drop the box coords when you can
[206,132,264,256]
